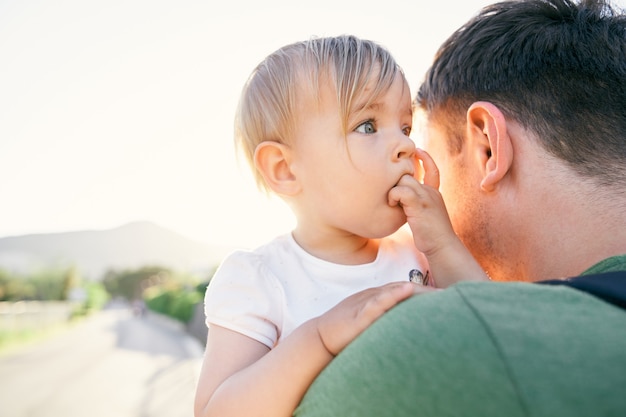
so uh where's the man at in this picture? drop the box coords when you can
[294,0,626,416]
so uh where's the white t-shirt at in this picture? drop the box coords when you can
[204,229,429,348]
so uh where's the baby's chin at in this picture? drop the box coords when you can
[365,211,407,239]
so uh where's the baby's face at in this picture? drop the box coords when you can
[289,73,417,239]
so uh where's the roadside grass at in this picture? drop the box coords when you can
[0,314,88,358]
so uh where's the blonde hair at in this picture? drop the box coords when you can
[234,35,404,191]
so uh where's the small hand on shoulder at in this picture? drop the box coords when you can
[314,281,437,355]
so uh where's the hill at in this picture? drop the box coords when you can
[0,222,235,280]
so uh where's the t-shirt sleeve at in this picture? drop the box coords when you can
[204,250,284,348]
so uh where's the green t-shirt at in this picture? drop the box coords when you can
[295,255,626,417]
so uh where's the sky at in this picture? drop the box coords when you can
[2,0,624,249]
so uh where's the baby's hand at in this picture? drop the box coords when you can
[414,147,440,189]
[388,148,457,257]
[314,282,435,356]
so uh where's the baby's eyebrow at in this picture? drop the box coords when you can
[352,101,383,114]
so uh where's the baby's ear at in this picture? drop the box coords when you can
[254,141,301,196]
[466,102,513,192]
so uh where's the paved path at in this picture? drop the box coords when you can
[0,303,204,417]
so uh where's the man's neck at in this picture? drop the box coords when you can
[524,191,626,282]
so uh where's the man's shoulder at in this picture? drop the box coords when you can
[379,282,626,412]
[297,281,626,417]
[396,280,626,332]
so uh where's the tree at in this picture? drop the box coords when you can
[61,266,81,301]
[102,266,174,300]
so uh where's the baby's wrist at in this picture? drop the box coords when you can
[304,317,337,359]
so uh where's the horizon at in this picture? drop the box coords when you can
[0,219,235,280]
[0,219,227,246]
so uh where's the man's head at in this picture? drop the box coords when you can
[415,0,626,281]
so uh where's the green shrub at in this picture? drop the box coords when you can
[169,291,202,323]
[145,290,173,315]
[144,287,202,323]
[71,282,110,318]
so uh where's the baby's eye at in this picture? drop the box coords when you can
[355,120,376,134]
[403,126,412,136]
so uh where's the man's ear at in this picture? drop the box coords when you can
[467,101,513,192]
[254,141,301,196]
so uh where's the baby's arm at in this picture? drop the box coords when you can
[388,148,489,287]
[194,281,428,417]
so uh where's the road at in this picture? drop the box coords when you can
[0,302,205,417]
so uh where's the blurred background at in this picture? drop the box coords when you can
[2,0,624,416]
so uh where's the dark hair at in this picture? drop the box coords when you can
[416,0,626,186]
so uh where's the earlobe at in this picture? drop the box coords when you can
[254,141,300,196]
[467,102,513,192]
